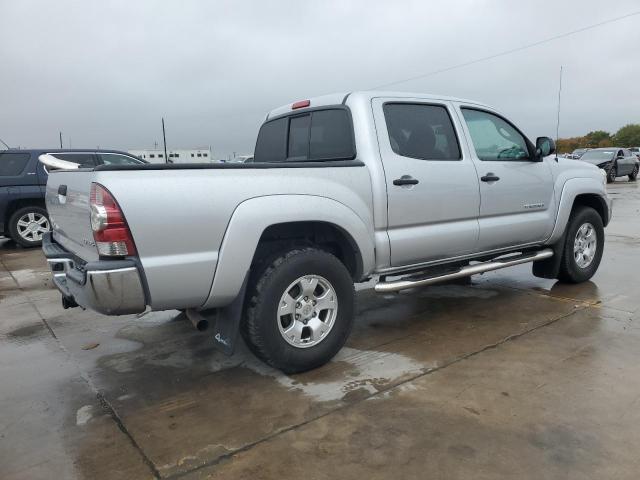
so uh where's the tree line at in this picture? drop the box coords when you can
[556,124,640,153]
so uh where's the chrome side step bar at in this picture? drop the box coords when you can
[374,249,554,293]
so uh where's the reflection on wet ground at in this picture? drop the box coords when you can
[1,181,639,479]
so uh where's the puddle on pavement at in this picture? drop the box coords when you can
[415,284,500,299]
[3,322,48,346]
[246,347,428,402]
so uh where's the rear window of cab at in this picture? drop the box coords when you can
[254,107,356,163]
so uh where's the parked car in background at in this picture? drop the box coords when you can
[630,147,640,159]
[42,91,610,373]
[568,148,589,159]
[578,147,639,183]
[0,149,144,247]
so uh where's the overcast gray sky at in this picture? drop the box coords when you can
[1,0,639,158]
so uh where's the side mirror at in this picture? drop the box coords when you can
[535,137,556,159]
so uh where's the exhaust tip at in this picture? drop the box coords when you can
[185,309,210,332]
[195,319,209,332]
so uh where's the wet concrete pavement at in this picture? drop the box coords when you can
[1,180,639,479]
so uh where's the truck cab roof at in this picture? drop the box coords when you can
[266,90,490,119]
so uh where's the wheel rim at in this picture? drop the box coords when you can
[608,167,616,182]
[16,212,50,242]
[574,222,597,269]
[633,165,639,177]
[277,274,338,348]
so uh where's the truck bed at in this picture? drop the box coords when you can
[45,162,374,310]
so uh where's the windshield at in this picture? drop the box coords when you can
[572,149,586,155]
[580,150,614,161]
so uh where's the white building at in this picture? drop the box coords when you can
[128,147,215,164]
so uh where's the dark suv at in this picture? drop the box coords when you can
[0,149,145,247]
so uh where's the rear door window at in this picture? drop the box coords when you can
[0,152,31,176]
[383,103,461,160]
[254,108,355,162]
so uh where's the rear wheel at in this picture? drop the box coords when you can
[8,206,50,247]
[629,164,638,181]
[242,247,355,373]
[557,206,604,283]
[607,164,617,183]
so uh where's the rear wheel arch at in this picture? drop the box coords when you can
[252,221,364,281]
[203,195,374,309]
[5,198,46,224]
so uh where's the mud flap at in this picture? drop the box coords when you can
[532,232,566,279]
[210,274,249,356]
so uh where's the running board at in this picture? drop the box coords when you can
[374,249,554,293]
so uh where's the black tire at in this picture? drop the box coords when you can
[606,164,617,183]
[557,206,604,284]
[629,164,638,181]
[8,206,50,248]
[241,247,355,373]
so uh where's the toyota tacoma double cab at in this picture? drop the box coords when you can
[41,91,611,373]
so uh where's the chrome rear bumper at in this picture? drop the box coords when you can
[43,233,146,315]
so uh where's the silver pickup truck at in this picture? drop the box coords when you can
[41,91,611,373]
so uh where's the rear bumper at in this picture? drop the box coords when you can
[43,233,147,315]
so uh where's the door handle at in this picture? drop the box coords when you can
[480,174,500,182]
[58,184,67,196]
[393,175,419,186]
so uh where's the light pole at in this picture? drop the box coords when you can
[162,118,169,164]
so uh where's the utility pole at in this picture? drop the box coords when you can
[162,118,168,164]
[555,66,563,154]
[59,132,63,149]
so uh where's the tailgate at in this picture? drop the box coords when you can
[45,170,99,261]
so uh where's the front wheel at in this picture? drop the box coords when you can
[607,164,617,183]
[8,206,51,247]
[242,247,355,373]
[557,206,604,283]
[629,164,638,181]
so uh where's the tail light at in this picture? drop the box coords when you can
[90,183,137,256]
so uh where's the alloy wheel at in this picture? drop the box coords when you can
[16,212,50,243]
[277,275,338,348]
[574,222,597,269]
